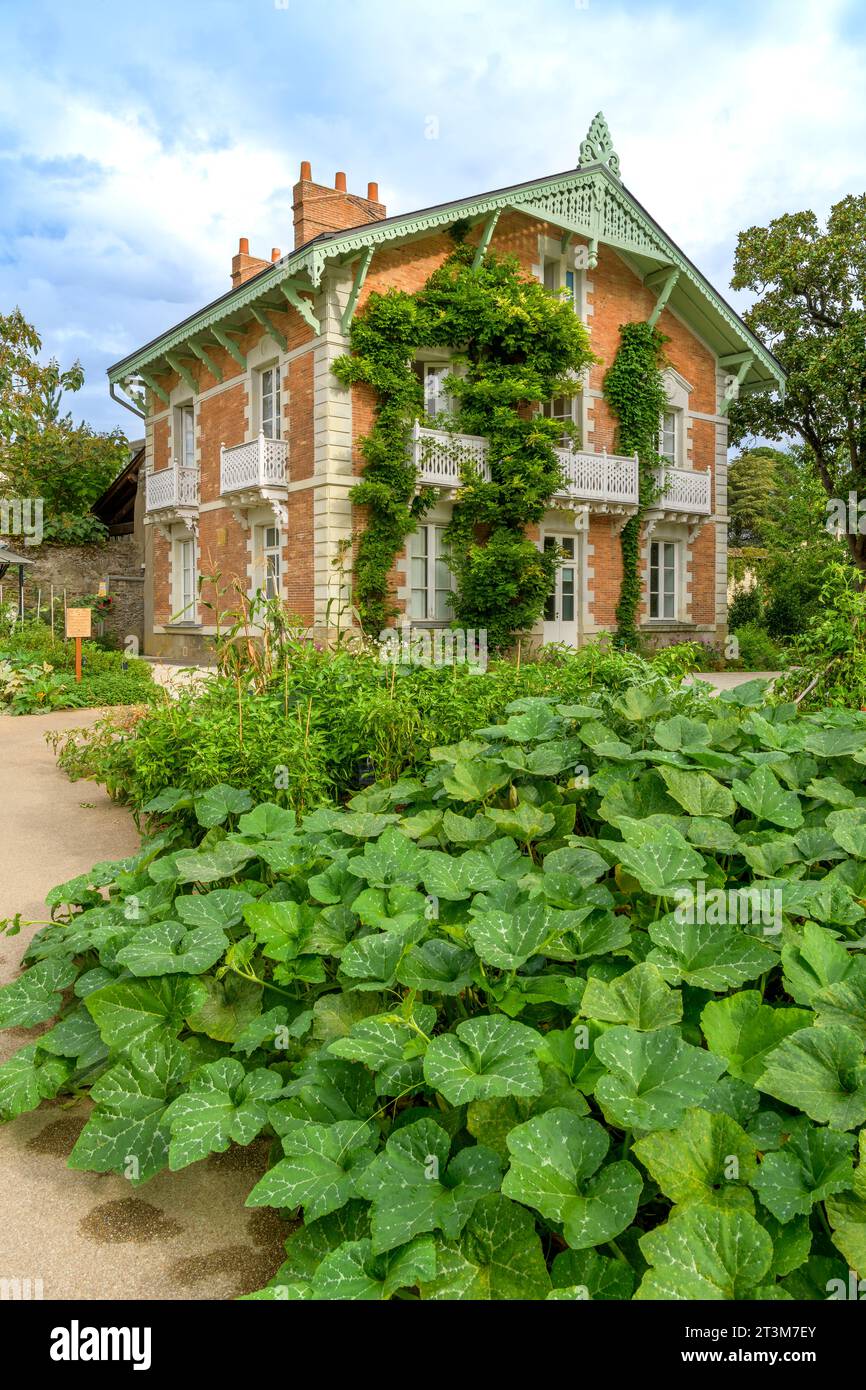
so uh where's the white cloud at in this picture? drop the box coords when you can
[0,0,864,429]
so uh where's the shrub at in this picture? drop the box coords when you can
[48,642,689,809]
[727,586,762,631]
[731,623,784,672]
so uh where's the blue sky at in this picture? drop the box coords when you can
[2,0,865,434]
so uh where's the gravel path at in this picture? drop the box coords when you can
[0,710,284,1300]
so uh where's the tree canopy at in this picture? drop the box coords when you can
[728,194,866,568]
[0,309,128,545]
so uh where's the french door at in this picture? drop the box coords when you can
[542,532,579,645]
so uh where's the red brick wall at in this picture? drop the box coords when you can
[147,208,721,646]
[354,218,719,635]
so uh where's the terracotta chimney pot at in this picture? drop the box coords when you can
[271,247,281,261]
[367,182,379,202]
[238,236,249,254]
[300,160,312,181]
[335,171,347,191]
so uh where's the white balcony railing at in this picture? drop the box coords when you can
[411,423,639,507]
[654,465,711,515]
[412,422,491,486]
[221,433,289,496]
[145,462,198,513]
[555,447,638,504]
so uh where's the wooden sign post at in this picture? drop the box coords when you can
[65,607,92,683]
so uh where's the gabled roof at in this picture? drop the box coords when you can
[91,442,144,534]
[107,114,784,404]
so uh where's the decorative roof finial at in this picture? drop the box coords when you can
[579,112,620,179]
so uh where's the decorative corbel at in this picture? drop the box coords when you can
[340,246,374,335]
[165,352,198,396]
[645,267,680,328]
[719,353,754,415]
[279,281,320,336]
[249,305,288,353]
[472,209,501,270]
[211,327,248,371]
[187,339,223,383]
[139,371,170,407]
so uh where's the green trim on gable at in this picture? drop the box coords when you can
[108,161,785,400]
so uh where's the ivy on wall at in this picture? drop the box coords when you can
[601,322,669,647]
[333,239,596,650]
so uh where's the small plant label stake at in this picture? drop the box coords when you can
[65,607,92,682]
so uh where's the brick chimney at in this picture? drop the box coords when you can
[293,163,386,249]
[231,236,271,288]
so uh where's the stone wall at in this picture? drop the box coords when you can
[2,534,145,648]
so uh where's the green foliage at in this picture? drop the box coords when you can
[776,563,866,707]
[728,445,848,643]
[48,641,689,810]
[0,308,84,443]
[0,309,126,545]
[333,245,596,649]
[729,195,866,573]
[728,587,762,631]
[731,623,785,672]
[728,447,784,547]
[601,323,669,646]
[0,621,156,714]
[5,681,866,1299]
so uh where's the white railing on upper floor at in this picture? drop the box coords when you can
[145,462,198,512]
[221,434,289,495]
[654,465,711,515]
[411,422,639,506]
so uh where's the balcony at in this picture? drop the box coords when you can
[145,462,199,534]
[220,434,289,523]
[411,423,639,510]
[653,465,711,517]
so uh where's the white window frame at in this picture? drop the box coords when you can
[543,257,583,316]
[261,523,282,600]
[174,533,198,624]
[408,523,455,622]
[175,403,195,467]
[259,364,282,440]
[648,538,681,621]
[659,408,680,466]
[415,359,464,420]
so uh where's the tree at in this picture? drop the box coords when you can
[0,309,127,544]
[728,195,866,571]
[3,421,129,544]
[727,446,782,545]
[0,309,83,442]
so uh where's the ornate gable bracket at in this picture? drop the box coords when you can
[267,499,289,529]
[687,516,713,544]
[579,112,621,180]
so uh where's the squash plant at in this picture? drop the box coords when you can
[3,679,866,1299]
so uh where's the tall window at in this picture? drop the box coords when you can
[544,260,580,313]
[660,409,678,465]
[261,366,281,440]
[262,525,281,600]
[415,362,454,419]
[409,524,453,621]
[177,404,195,467]
[649,540,678,620]
[178,536,197,620]
[543,535,576,624]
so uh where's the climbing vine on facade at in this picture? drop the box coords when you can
[602,322,669,647]
[333,240,596,650]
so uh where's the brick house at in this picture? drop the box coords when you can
[107,114,784,660]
